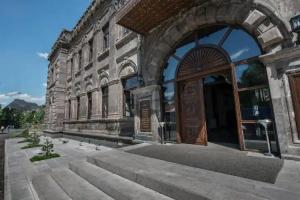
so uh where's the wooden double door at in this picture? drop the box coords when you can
[178,68,241,146]
[289,73,300,138]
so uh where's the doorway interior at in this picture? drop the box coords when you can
[203,73,239,146]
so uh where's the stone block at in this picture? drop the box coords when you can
[243,9,267,31]
[258,26,284,49]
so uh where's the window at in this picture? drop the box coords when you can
[122,75,139,117]
[77,96,80,120]
[87,92,92,119]
[70,58,73,77]
[103,23,109,50]
[51,68,55,83]
[121,27,129,38]
[88,39,93,62]
[102,87,108,118]
[68,100,72,119]
[78,50,82,70]
[235,61,276,152]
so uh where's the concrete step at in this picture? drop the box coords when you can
[87,150,300,200]
[69,161,174,200]
[51,168,114,200]
[32,174,71,200]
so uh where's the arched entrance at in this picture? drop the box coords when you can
[162,25,278,152]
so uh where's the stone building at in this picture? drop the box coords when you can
[45,0,300,159]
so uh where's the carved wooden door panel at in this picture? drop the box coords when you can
[289,73,300,138]
[179,79,207,145]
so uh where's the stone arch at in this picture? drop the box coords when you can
[118,59,137,79]
[66,87,72,100]
[98,70,109,86]
[141,1,292,85]
[75,83,81,96]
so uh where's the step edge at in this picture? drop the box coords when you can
[69,161,174,200]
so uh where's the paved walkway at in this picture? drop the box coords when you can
[127,143,284,183]
[4,139,300,200]
[5,136,112,200]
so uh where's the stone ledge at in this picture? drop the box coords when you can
[97,48,110,61]
[115,32,137,49]
[62,130,133,143]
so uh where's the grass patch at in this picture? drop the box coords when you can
[30,153,60,162]
[21,144,43,149]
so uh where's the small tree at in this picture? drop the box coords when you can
[42,139,54,157]
[30,132,40,145]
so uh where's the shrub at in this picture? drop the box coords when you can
[42,139,54,157]
[29,138,60,162]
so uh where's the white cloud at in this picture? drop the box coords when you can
[37,52,49,60]
[0,92,45,107]
[43,83,47,87]
[231,48,249,60]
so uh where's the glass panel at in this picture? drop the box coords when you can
[199,27,229,45]
[239,88,272,120]
[162,82,175,102]
[243,123,278,153]
[123,76,139,90]
[124,90,133,117]
[163,57,179,82]
[223,28,261,62]
[175,42,195,58]
[236,62,268,88]
[164,102,176,142]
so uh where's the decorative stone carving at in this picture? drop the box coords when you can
[119,58,137,78]
[98,70,109,86]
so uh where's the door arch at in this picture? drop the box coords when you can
[162,25,278,153]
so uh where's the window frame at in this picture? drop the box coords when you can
[102,86,109,118]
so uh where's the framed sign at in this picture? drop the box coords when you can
[140,100,151,132]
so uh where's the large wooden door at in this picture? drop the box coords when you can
[179,79,207,145]
[289,73,300,138]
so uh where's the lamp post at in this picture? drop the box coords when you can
[290,15,300,44]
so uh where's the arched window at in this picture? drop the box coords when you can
[162,25,277,153]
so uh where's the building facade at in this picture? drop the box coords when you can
[45,0,300,158]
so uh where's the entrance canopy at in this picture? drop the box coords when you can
[116,0,198,34]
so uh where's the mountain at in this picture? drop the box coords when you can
[5,99,40,112]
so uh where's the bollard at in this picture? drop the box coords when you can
[258,119,274,157]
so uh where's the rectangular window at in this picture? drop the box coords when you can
[87,92,92,119]
[89,39,93,62]
[235,61,278,153]
[78,50,82,70]
[70,58,73,77]
[123,90,133,117]
[103,23,109,50]
[122,76,138,117]
[68,99,72,119]
[102,87,108,118]
[51,68,55,83]
[77,96,80,120]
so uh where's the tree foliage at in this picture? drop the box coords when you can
[0,105,45,128]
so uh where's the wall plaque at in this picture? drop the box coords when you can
[140,100,151,132]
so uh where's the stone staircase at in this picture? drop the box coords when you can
[31,150,300,200]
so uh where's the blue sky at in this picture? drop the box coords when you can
[0,0,92,106]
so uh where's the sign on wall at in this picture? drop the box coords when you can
[140,100,151,132]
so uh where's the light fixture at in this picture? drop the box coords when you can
[290,15,300,33]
